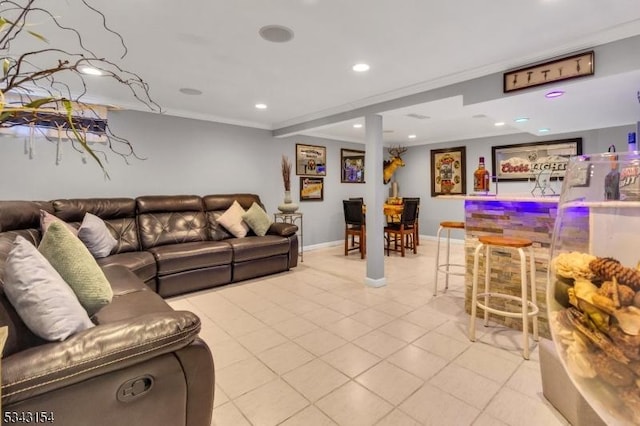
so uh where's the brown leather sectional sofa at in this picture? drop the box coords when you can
[0,193,298,425]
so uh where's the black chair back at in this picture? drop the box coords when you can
[343,200,364,226]
[399,199,419,226]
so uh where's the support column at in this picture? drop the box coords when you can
[364,114,386,287]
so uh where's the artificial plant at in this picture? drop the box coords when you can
[0,0,160,178]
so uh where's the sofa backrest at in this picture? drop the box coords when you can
[136,195,208,249]
[52,198,140,254]
[0,201,53,356]
[202,194,264,241]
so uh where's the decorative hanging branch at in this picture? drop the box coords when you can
[0,0,161,178]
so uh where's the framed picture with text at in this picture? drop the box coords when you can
[430,146,466,196]
[491,138,582,181]
[300,177,324,201]
[296,144,326,176]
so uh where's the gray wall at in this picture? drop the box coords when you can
[395,124,635,237]
[0,110,367,247]
[0,108,633,246]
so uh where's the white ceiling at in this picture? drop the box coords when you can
[11,0,640,146]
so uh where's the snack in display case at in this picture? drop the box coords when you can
[549,151,640,425]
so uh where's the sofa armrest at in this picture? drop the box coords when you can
[267,222,298,237]
[2,310,201,405]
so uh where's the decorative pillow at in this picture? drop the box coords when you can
[4,236,94,341]
[40,210,78,236]
[242,202,273,237]
[216,200,250,238]
[38,221,113,316]
[78,213,117,258]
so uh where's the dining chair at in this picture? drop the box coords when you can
[384,198,419,257]
[343,199,366,259]
[401,197,420,246]
[348,197,365,246]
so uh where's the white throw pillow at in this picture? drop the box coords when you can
[216,200,250,238]
[78,213,117,258]
[4,236,94,341]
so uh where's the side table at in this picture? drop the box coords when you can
[274,212,303,262]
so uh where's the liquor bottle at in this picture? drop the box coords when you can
[604,146,620,200]
[473,157,490,193]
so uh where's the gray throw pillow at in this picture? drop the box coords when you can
[242,202,273,236]
[78,213,117,258]
[39,221,113,316]
[4,236,94,341]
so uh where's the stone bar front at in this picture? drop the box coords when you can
[463,195,560,339]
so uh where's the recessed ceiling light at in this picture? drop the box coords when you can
[353,123,363,128]
[539,128,550,133]
[255,103,268,110]
[545,90,565,98]
[352,63,370,72]
[259,25,294,43]
[494,122,505,127]
[408,134,417,139]
[179,88,203,95]
[514,117,529,123]
[79,66,103,76]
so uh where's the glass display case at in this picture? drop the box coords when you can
[549,151,640,425]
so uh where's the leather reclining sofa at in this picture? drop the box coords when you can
[0,193,299,425]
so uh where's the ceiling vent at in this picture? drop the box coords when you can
[405,113,430,120]
[259,25,294,43]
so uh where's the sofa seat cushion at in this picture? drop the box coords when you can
[97,251,157,283]
[93,265,174,324]
[149,241,232,276]
[227,236,289,262]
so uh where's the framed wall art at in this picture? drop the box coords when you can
[491,138,582,182]
[430,146,466,196]
[503,51,594,93]
[340,148,365,183]
[300,177,324,201]
[296,144,326,176]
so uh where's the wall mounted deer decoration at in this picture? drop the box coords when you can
[383,146,407,184]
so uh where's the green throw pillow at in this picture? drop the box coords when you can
[39,221,113,316]
[242,202,273,237]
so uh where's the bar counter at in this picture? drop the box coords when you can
[440,194,560,338]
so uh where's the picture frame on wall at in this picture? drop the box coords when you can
[340,148,365,183]
[491,138,582,182]
[430,146,466,196]
[300,177,324,201]
[296,144,327,176]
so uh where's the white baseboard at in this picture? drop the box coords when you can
[421,234,465,245]
[364,277,387,287]
[303,240,342,251]
[302,234,464,251]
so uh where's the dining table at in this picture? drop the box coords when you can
[362,203,403,221]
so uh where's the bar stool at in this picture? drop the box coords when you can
[469,235,539,359]
[433,221,465,296]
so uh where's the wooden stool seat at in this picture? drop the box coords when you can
[440,221,465,230]
[478,235,532,248]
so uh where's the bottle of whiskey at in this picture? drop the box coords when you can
[473,156,490,193]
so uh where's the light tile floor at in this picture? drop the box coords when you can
[168,240,569,426]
